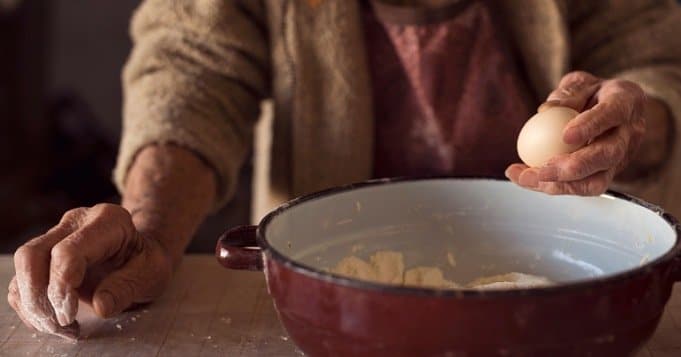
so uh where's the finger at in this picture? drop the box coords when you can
[596,79,646,119]
[562,102,627,146]
[13,217,81,334]
[546,71,601,112]
[92,245,169,318]
[8,277,34,329]
[9,285,79,340]
[504,163,528,183]
[518,168,541,189]
[534,170,614,196]
[537,128,629,182]
[48,204,139,326]
[7,279,77,340]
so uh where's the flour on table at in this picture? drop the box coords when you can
[332,250,552,290]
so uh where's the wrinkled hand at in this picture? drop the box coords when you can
[506,71,646,195]
[8,204,172,339]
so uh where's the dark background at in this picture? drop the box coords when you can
[3,0,681,254]
[0,0,252,254]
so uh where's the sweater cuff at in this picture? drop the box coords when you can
[113,79,248,211]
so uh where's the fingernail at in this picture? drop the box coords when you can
[538,100,561,112]
[504,167,512,179]
[519,171,539,188]
[96,291,115,317]
[56,310,70,327]
[538,166,560,181]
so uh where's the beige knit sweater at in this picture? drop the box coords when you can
[114,0,681,219]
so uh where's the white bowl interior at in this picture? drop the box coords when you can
[264,179,677,284]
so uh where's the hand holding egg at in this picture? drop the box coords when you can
[506,71,646,196]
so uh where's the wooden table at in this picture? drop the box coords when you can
[1,255,681,356]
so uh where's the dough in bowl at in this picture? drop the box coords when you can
[467,272,553,290]
[332,250,552,290]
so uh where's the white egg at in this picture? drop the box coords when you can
[516,106,581,168]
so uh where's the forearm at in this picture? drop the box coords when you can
[121,144,217,269]
[618,97,674,181]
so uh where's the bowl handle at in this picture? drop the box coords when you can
[215,225,263,271]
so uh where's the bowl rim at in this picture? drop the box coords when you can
[257,176,681,298]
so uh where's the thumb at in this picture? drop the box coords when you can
[92,248,171,318]
[92,265,144,318]
[545,71,601,112]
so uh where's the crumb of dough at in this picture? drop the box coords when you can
[404,267,459,289]
[333,251,405,285]
[369,251,405,284]
[333,256,378,282]
[467,272,552,290]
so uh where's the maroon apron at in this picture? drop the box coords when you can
[364,0,536,178]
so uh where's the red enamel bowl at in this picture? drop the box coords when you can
[216,178,681,357]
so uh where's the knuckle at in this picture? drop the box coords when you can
[92,202,118,214]
[590,102,615,122]
[606,80,645,114]
[560,71,598,87]
[13,245,40,265]
[611,79,642,95]
[600,143,620,164]
[50,240,78,261]
[120,276,139,297]
[91,204,131,225]
[609,79,630,89]
[564,71,593,82]
[63,228,89,245]
[61,207,87,223]
[593,102,624,127]
[579,120,597,138]
[91,203,117,219]
[563,159,586,179]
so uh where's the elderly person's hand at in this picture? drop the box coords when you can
[7,204,173,339]
[7,145,215,340]
[505,71,648,195]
